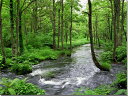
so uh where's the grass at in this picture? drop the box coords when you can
[0,38,89,75]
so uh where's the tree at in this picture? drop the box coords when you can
[57,1,61,49]
[17,0,36,55]
[69,0,73,50]
[52,0,56,49]
[113,0,120,61]
[0,0,6,64]
[61,0,64,49]
[88,0,108,71]
[10,0,16,57]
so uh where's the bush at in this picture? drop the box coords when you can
[100,51,113,62]
[26,33,52,48]
[102,41,113,51]
[114,72,127,89]
[0,78,45,95]
[101,62,112,71]
[5,48,12,58]
[116,45,126,62]
[74,85,115,95]
[11,64,32,75]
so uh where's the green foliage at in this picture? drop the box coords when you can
[101,62,111,71]
[116,45,126,62]
[11,64,32,75]
[114,72,127,89]
[114,89,127,95]
[0,54,2,62]
[74,85,115,95]
[0,78,45,95]
[26,33,52,49]
[101,41,113,51]
[5,48,12,58]
[100,51,113,62]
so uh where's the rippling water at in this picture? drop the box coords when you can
[0,44,126,95]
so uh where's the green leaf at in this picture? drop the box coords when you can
[8,88,16,95]
[10,78,19,86]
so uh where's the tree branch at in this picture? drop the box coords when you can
[21,0,35,13]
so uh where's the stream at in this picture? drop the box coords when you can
[0,44,126,95]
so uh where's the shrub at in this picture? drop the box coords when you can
[114,72,127,89]
[5,48,12,58]
[100,51,113,62]
[0,78,45,95]
[101,62,112,71]
[102,41,113,51]
[74,85,115,95]
[116,45,126,62]
[11,64,32,75]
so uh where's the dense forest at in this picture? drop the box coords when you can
[0,0,127,95]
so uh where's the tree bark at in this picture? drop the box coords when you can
[10,0,16,57]
[19,11,24,54]
[53,0,56,49]
[113,0,120,61]
[16,0,19,56]
[88,0,108,71]
[58,7,60,49]
[0,0,6,64]
[70,1,73,50]
[121,0,127,41]
[61,0,64,49]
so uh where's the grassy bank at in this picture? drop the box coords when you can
[0,38,89,75]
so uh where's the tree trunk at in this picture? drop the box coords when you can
[121,0,127,41]
[19,11,24,54]
[109,0,114,41]
[53,0,56,49]
[70,1,73,50]
[88,0,108,71]
[113,0,120,61]
[95,14,100,47]
[10,0,16,57]
[16,0,19,56]
[58,7,60,49]
[61,0,64,49]
[0,0,6,64]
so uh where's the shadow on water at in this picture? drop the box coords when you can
[0,44,126,95]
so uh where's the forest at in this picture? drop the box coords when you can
[0,0,127,95]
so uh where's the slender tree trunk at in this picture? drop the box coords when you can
[70,1,73,50]
[58,7,60,49]
[61,0,64,49]
[113,0,120,61]
[0,0,6,64]
[95,15,100,47]
[16,0,19,56]
[10,0,16,57]
[33,0,38,33]
[88,0,108,71]
[19,11,24,54]
[53,0,56,49]
[109,0,114,41]
[121,0,127,41]
[65,22,68,47]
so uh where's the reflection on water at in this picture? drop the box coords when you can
[0,44,126,95]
